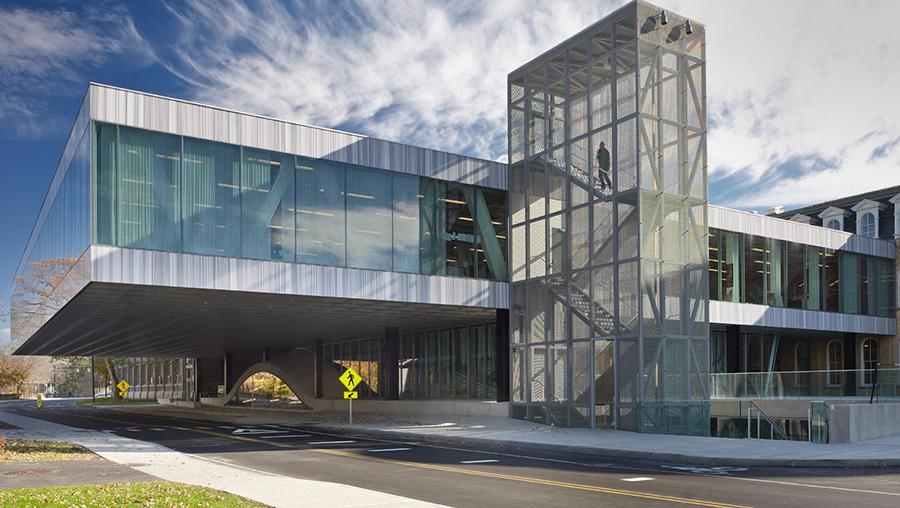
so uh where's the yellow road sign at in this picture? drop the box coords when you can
[117,379,130,392]
[343,391,358,400]
[338,367,361,391]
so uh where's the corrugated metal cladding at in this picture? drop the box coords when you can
[90,246,509,310]
[710,301,896,336]
[709,205,895,259]
[88,83,507,190]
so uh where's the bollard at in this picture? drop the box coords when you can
[36,393,43,410]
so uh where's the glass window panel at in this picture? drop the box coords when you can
[241,149,295,261]
[392,174,419,273]
[806,247,822,311]
[591,265,615,337]
[592,199,613,265]
[509,162,526,225]
[346,166,392,270]
[618,195,639,261]
[569,137,590,206]
[511,347,525,402]
[743,234,766,305]
[877,258,894,317]
[786,242,805,309]
[708,230,720,301]
[618,261,639,334]
[118,126,182,251]
[182,138,240,256]
[550,343,567,402]
[547,147,567,214]
[822,250,839,312]
[95,123,117,245]
[511,224,526,282]
[296,158,346,266]
[527,279,546,343]
[476,187,508,281]
[839,252,860,314]
[443,183,477,278]
[768,239,785,307]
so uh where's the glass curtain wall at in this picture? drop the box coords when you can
[508,4,709,435]
[92,123,508,281]
[708,227,895,317]
[398,323,496,400]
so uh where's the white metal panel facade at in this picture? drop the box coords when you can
[710,300,895,335]
[90,246,509,309]
[88,83,507,190]
[709,205,895,259]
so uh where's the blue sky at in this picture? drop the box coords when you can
[3,0,900,343]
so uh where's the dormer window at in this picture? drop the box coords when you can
[817,206,849,232]
[851,199,887,238]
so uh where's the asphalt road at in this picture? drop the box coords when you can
[7,400,900,507]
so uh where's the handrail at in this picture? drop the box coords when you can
[747,401,791,440]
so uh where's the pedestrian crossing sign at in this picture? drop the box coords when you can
[343,391,358,399]
[117,379,130,397]
[339,367,361,391]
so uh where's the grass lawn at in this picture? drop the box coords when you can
[0,439,95,463]
[75,397,158,406]
[0,481,269,507]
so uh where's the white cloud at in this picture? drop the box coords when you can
[667,0,900,209]
[159,0,621,161]
[161,0,900,209]
[0,4,152,137]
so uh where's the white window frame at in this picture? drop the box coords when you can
[851,199,886,238]
[860,337,878,387]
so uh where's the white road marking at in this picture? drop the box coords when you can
[622,477,654,482]
[368,448,412,453]
[232,428,288,435]
[218,426,234,429]
[460,459,499,464]
[171,426,189,431]
[151,428,166,431]
[308,440,355,445]
[125,428,140,432]
[260,434,311,439]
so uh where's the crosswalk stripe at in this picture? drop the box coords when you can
[260,434,311,439]
[460,459,499,464]
[369,448,412,453]
[308,440,355,445]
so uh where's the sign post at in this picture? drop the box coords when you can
[338,367,361,425]
[117,379,130,403]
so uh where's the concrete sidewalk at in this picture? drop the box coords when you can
[124,404,900,467]
[0,409,443,508]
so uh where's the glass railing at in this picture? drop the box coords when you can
[710,368,900,400]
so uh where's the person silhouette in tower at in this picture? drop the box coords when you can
[596,141,612,191]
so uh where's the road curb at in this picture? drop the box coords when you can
[305,423,900,469]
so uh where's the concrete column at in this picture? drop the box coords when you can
[314,339,324,399]
[385,328,400,400]
[495,309,510,402]
[224,353,235,393]
[843,333,857,396]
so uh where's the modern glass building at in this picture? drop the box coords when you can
[11,1,899,438]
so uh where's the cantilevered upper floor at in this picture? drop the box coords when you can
[11,84,510,357]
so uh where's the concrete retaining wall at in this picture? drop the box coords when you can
[830,403,900,443]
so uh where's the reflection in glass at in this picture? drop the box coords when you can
[118,126,181,251]
[346,167,392,270]
[182,138,241,257]
[241,149,294,261]
[296,158,346,266]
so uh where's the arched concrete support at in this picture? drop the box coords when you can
[221,360,313,409]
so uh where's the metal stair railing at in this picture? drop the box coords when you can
[747,401,791,440]
[547,275,619,337]
[547,151,613,200]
